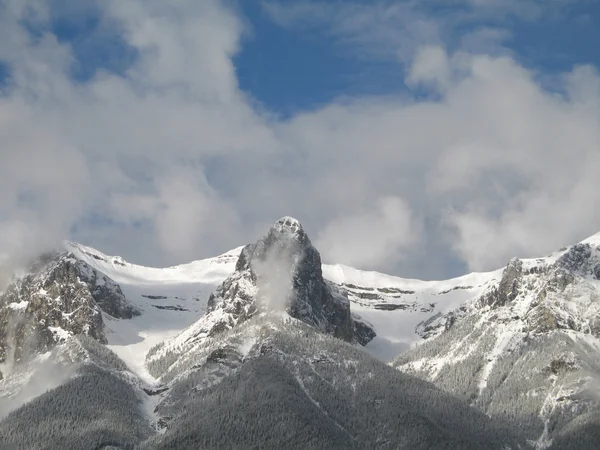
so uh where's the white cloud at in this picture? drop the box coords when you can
[260,0,570,63]
[261,1,442,62]
[315,197,420,269]
[0,0,270,267]
[406,45,451,92]
[274,47,600,273]
[0,0,599,280]
[144,168,240,262]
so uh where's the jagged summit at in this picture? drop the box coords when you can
[275,215,305,242]
[235,216,310,274]
[0,250,139,372]
[271,216,304,235]
[395,229,600,447]
[149,218,375,368]
[234,216,360,341]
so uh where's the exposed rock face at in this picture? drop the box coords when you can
[423,246,597,342]
[199,217,372,344]
[557,242,600,281]
[0,251,138,366]
[482,258,522,308]
[74,260,139,319]
[395,237,600,446]
[352,313,377,346]
[558,243,593,273]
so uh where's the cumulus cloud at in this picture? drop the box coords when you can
[0,0,599,280]
[315,197,419,270]
[406,45,452,92]
[275,46,600,273]
[0,0,268,267]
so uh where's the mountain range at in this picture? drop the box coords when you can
[1,216,599,449]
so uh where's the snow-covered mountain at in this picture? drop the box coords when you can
[144,217,378,384]
[1,219,486,384]
[2,217,600,448]
[324,263,500,361]
[0,250,140,378]
[64,241,242,381]
[64,225,497,373]
[395,233,600,449]
[0,217,520,449]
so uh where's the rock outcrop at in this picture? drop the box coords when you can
[187,217,373,345]
[482,258,522,308]
[0,251,138,367]
[395,236,600,446]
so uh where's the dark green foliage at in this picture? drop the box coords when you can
[0,364,153,450]
[397,313,600,448]
[1,319,519,449]
[143,320,516,450]
[142,357,356,450]
[551,410,600,450]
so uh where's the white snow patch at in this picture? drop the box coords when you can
[325,264,500,361]
[59,242,241,382]
[478,321,522,392]
[7,301,28,311]
[580,231,600,247]
[47,326,72,342]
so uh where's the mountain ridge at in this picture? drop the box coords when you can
[3,218,600,448]
[0,217,525,449]
[394,231,600,449]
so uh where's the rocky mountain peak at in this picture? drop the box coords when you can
[482,257,523,309]
[235,216,309,272]
[556,242,600,279]
[188,218,374,346]
[396,233,600,447]
[0,251,139,371]
[271,216,305,238]
[412,235,600,349]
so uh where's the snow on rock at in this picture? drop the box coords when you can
[7,301,28,311]
[4,242,240,385]
[145,217,370,378]
[47,326,73,343]
[65,241,242,286]
[323,263,501,361]
[271,216,303,237]
[394,233,600,445]
[0,252,107,367]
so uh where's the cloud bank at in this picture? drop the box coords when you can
[0,0,599,279]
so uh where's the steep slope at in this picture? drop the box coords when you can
[0,234,493,378]
[140,315,516,450]
[0,335,154,450]
[145,217,374,382]
[323,264,500,361]
[395,234,600,448]
[0,250,139,380]
[65,241,241,381]
[0,218,522,449]
[137,217,516,448]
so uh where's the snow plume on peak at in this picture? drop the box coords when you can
[246,217,309,313]
[149,217,372,371]
[250,242,303,313]
[231,216,362,342]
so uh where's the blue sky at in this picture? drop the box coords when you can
[1,0,599,279]
[7,1,599,114]
[235,2,408,116]
[233,1,600,114]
